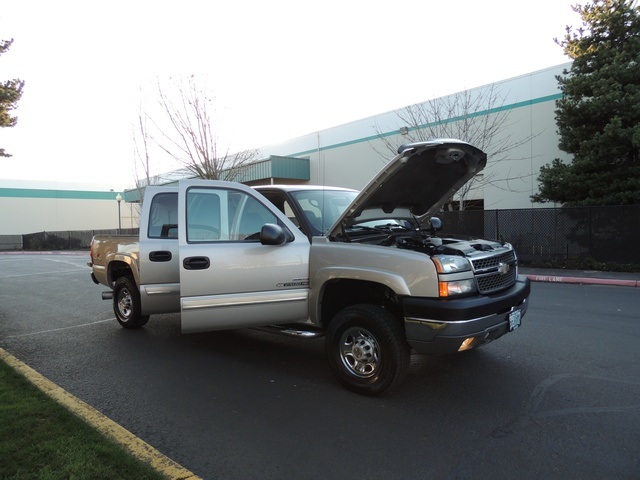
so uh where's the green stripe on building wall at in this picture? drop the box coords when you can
[0,188,122,200]
[287,93,563,157]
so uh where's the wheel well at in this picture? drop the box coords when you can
[319,279,400,327]
[108,261,134,287]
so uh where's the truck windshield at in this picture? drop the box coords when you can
[290,190,358,234]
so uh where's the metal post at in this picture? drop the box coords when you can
[116,193,122,234]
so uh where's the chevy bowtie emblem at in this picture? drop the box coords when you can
[498,262,510,275]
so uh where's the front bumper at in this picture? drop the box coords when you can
[403,276,530,355]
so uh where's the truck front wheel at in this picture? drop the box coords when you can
[326,304,410,395]
[113,276,150,329]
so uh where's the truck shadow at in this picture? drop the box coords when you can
[115,315,332,383]
[112,314,527,401]
[118,315,522,401]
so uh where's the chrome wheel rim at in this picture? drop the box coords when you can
[117,287,133,319]
[338,327,380,378]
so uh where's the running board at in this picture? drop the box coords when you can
[254,324,325,338]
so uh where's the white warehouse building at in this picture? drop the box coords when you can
[249,63,569,211]
[0,180,135,237]
[0,63,570,240]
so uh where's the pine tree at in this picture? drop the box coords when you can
[532,0,640,206]
[1,38,24,158]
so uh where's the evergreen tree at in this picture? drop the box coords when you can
[0,38,24,158]
[532,0,640,206]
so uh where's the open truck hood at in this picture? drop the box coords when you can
[327,139,487,237]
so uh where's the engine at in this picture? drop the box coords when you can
[385,231,505,258]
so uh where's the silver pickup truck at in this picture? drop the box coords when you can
[90,139,530,395]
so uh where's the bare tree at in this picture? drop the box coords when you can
[146,75,260,181]
[128,97,152,225]
[374,83,537,210]
[132,92,152,187]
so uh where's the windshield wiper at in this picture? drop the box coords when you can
[348,225,379,231]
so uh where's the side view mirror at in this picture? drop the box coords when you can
[429,217,442,234]
[260,223,287,246]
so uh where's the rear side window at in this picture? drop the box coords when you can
[147,192,178,239]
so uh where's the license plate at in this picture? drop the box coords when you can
[509,309,521,331]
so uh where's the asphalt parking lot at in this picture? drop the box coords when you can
[1,252,639,479]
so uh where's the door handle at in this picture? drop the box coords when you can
[183,256,210,270]
[149,250,172,262]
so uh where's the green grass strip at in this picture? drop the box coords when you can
[0,350,197,479]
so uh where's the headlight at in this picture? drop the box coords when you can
[432,255,471,273]
[439,279,477,297]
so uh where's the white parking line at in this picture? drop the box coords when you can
[43,257,89,268]
[0,269,86,279]
[4,318,114,339]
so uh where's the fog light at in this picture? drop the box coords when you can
[458,337,476,352]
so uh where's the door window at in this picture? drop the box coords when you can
[148,192,178,239]
[186,187,279,242]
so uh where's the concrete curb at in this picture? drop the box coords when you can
[526,274,640,288]
[0,348,201,480]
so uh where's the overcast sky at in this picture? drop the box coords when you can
[1,0,579,190]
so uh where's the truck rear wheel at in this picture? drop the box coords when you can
[326,304,410,395]
[113,276,149,329]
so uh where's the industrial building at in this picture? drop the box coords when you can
[0,63,570,239]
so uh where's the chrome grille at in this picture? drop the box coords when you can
[471,250,516,272]
[476,268,517,294]
[472,249,518,294]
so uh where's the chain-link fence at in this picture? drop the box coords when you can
[2,205,639,266]
[0,229,140,251]
[440,205,640,266]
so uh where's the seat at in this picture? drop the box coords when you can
[303,210,323,233]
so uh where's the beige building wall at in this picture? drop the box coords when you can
[259,62,572,210]
[0,181,137,235]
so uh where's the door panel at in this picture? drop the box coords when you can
[178,181,310,333]
[181,289,309,333]
[139,189,180,314]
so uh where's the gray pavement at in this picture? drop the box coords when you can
[1,251,639,479]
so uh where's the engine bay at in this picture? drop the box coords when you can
[336,222,506,258]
